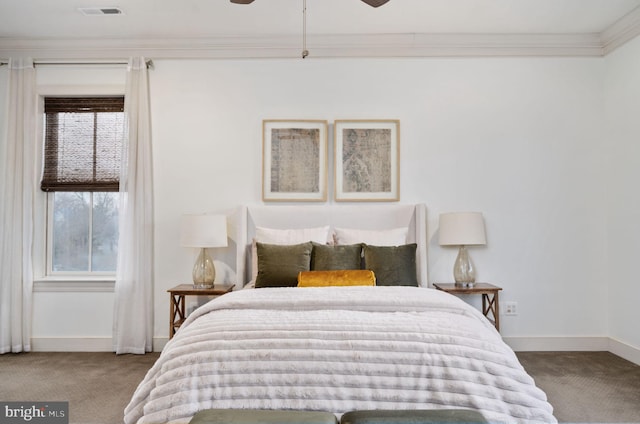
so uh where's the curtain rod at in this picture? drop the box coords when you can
[0,59,153,68]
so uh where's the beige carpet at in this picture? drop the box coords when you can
[0,352,160,424]
[1,351,639,423]
[517,351,640,423]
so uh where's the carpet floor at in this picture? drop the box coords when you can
[0,351,638,423]
[517,351,640,423]
[0,351,160,424]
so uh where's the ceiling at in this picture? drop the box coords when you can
[2,0,640,59]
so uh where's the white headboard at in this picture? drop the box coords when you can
[230,204,428,289]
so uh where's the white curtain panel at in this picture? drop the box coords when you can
[0,58,36,354]
[113,57,154,354]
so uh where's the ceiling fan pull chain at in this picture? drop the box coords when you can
[302,0,309,58]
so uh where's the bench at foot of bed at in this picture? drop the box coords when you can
[340,409,488,424]
[188,409,339,424]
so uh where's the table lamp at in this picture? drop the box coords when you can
[438,212,487,287]
[180,214,228,288]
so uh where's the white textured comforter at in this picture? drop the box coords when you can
[124,286,556,424]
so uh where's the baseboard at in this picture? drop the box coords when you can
[31,337,113,352]
[503,336,611,352]
[31,337,169,352]
[153,337,169,352]
[608,338,640,365]
[504,336,640,366]
[31,336,640,365]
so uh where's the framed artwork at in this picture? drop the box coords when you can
[262,120,328,202]
[334,119,400,202]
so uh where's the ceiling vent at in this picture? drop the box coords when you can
[78,7,123,16]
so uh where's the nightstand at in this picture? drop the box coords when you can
[167,284,234,338]
[433,282,503,331]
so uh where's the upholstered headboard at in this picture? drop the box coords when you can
[230,204,428,289]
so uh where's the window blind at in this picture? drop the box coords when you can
[41,96,125,192]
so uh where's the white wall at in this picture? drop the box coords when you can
[0,55,620,351]
[150,57,607,341]
[605,36,640,360]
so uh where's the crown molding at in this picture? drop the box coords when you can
[2,21,640,61]
[310,33,604,58]
[601,5,640,55]
[0,32,606,61]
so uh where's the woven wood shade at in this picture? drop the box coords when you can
[41,96,125,192]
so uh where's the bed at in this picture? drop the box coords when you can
[124,204,556,424]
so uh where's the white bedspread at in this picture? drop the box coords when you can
[124,286,556,424]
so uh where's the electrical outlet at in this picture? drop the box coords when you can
[504,301,518,315]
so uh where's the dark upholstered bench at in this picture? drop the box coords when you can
[340,409,488,424]
[189,409,339,424]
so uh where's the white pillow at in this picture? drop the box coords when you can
[255,226,331,245]
[333,227,408,246]
[251,226,331,281]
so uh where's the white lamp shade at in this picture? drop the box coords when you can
[439,212,487,246]
[180,214,228,248]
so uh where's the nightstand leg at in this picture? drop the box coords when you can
[494,292,500,331]
[482,293,500,332]
[170,294,186,339]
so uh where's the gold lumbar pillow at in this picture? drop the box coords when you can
[297,270,376,287]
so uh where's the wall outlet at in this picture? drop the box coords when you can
[504,301,518,315]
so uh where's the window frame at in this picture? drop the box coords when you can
[33,85,125,292]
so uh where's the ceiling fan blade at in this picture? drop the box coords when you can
[230,0,255,4]
[361,0,390,7]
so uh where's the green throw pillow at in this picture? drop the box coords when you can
[363,243,418,286]
[255,242,313,288]
[311,242,363,271]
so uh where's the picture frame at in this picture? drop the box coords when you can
[262,119,328,202]
[334,119,400,202]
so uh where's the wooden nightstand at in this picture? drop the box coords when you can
[167,284,234,339]
[433,282,503,331]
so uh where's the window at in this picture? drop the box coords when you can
[42,96,124,275]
